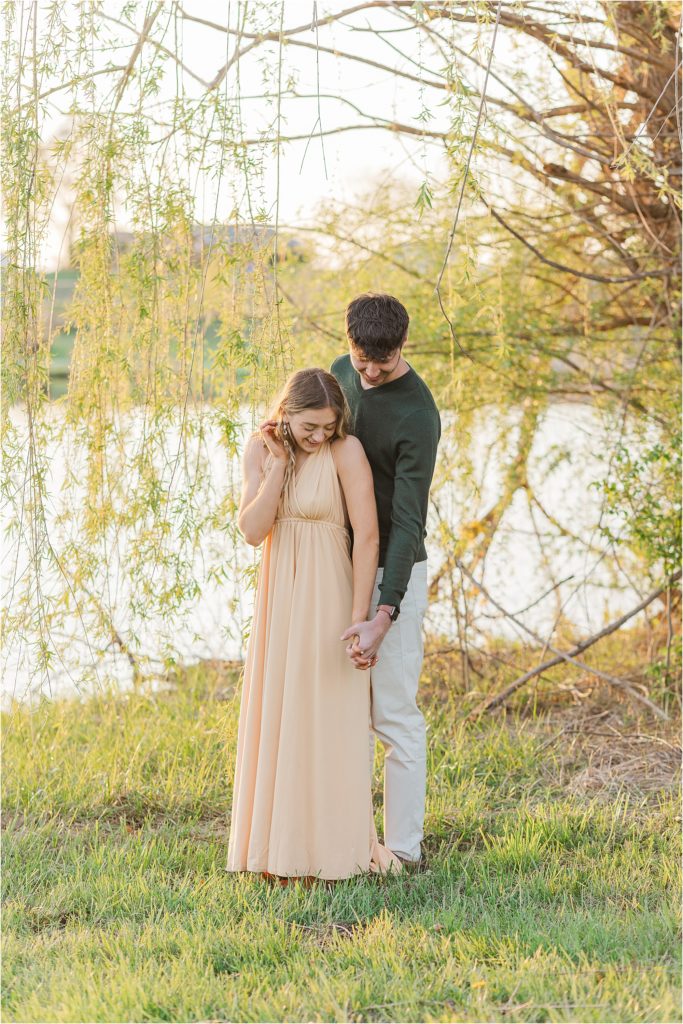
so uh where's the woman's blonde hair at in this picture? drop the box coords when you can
[270,368,350,440]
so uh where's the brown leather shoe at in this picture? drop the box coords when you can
[396,855,428,874]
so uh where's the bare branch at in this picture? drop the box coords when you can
[110,3,165,115]
[486,203,671,283]
[100,12,211,89]
[466,567,681,720]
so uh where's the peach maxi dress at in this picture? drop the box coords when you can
[226,439,402,880]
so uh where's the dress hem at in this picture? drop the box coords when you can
[225,841,403,881]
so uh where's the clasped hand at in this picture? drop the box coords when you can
[340,615,390,671]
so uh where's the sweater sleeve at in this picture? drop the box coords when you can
[378,406,440,609]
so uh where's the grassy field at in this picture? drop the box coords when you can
[2,652,681,1023]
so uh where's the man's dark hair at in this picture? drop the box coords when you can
[345,293,409,360]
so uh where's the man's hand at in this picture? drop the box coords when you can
[340,614,391,670]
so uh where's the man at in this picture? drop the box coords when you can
[330,292,441,869]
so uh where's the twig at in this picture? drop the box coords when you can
[510,576,575,616]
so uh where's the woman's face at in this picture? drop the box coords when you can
[285,406,338,453]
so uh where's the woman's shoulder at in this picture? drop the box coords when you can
[244,430,265,453]
[243,431,268,469]
[330,434,366,467]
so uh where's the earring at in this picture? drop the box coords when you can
[282,421,292,452]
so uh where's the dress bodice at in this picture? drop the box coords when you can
[267,441,347,529]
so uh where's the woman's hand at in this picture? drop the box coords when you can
[259,420,289,463]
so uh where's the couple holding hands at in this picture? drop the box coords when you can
[226,293,441,882]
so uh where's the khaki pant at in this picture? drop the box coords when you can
[368,559,428,863]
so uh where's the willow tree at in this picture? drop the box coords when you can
[205,0,680,703]
[1,1,680,711]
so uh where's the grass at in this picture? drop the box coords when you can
[2,656,681,1023]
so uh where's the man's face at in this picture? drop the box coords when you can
[348,343,403,387]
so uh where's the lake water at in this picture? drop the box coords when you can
[2,399,644,708]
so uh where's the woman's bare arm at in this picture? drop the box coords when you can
[237,434,288,546]
[332,435,379,622]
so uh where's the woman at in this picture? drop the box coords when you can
[226,368,402,881]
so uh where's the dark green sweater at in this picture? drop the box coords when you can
[331,354,441,610]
